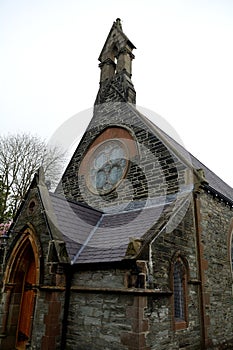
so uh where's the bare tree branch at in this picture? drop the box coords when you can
[0,133,66,222]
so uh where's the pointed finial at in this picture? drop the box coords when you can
[115,18,122,30]
[36,166,45,185]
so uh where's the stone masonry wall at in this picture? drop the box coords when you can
[199,191,233,348]
[58,102,188,213]
[95,71,136,105]
[66,264,159,350]
[66,267,132,350]
[66,292,131,350]
[146,199,202,349]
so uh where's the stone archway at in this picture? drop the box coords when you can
[1,228,40,350]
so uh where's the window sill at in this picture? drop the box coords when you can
[174,320,188,331]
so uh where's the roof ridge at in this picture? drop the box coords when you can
[127,103,233,200]
[148,118,231,187]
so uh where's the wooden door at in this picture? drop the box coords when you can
[15,245,36,350]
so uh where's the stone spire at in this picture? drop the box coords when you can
[95,19,136,105]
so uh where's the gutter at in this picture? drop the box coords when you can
[203,184,233,207]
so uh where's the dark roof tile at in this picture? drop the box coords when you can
[49,192,188,264]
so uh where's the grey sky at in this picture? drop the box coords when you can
[1,0,233,186]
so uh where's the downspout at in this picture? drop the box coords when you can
[193,191,207,349]
[148,232,163,288]
[60,264,73,350]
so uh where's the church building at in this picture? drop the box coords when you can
[0,19,233,350]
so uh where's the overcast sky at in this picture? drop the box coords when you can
[1,0,233,186]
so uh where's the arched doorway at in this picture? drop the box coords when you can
[1,228,40,350]
[15,241,36,349]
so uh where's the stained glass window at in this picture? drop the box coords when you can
[87,139,129,195]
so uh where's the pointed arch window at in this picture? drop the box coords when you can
[172,257,188,330]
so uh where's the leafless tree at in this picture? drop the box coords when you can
[0,133,66,222]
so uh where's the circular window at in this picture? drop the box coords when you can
[86,139,129,195]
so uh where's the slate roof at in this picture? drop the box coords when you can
[49,190,191,264]
[140,112,233,202]
[71,200,173,264]
[50,194,102,262]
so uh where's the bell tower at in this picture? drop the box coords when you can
[95,19,136,105]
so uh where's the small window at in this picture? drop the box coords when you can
[227,220,233,275]
[231,239,233,273]
[172,257,188,330]
[27,198,38,215]
[231,245,233,272]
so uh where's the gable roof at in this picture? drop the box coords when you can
[49,104,233,264]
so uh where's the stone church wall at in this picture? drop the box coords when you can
[199,191,233,348]
[59,102,188,214]
[66,292,130,350]
[60,180,233,350]
[0,187,66,350]
[146,199,202,349]
[63,201,202,350]
[66,267,132,350]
